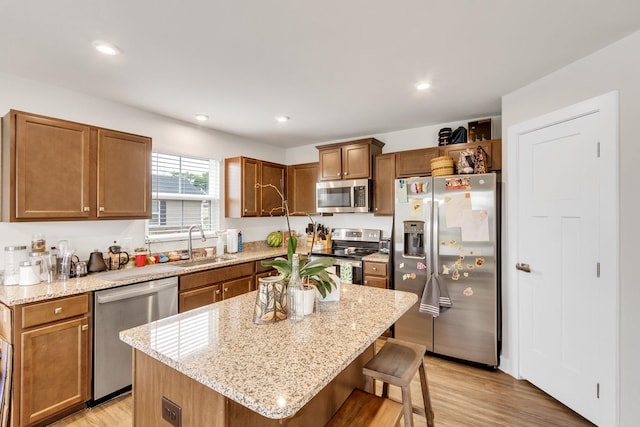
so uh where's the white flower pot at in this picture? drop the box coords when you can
[317,273,341,302]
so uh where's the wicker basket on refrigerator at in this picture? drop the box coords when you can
[430,156,454,176]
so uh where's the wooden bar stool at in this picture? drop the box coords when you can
[325,388,404,427]
[363,338,435,427]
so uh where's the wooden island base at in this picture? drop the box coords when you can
[132,345,374,427]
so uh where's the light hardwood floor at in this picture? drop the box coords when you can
[50,344,595,426]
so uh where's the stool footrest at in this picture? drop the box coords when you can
[325,389,403,427]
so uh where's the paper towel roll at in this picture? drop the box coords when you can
[227,229,238,253]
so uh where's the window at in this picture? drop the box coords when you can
[146,153,220,240]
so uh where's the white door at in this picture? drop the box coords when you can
[512,92,618,426]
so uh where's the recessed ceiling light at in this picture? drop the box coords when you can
[416,82,431,91]
[93,40,121,56]
[195,114,209,121]
[275,115,290,123]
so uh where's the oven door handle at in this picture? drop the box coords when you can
[332,259,362,268]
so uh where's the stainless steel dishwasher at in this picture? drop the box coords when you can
[92,276,178,403]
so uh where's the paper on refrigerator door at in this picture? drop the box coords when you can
[461,209,490,241]
[444,193,472,228]
[396,179,408,203]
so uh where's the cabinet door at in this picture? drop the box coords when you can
[374,153,395,216]
[222,276,254,300]
[395,147,439,178]
[179,284,222,312]
[342,143,371,179]
[97,130,152,218]
[287,163,318,215]
[318,147,343,181]
[13,113,91,220]
[260,162,286,216]
[241,158,260,216]
[20,316,90,425]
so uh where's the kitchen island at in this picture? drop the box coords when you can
[120,284,416,426]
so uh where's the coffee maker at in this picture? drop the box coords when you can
[403,220,425,258]
[108,245,129,270]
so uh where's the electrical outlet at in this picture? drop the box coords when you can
[161,396,182,427]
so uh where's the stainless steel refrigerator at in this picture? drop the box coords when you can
[393,173,500,367]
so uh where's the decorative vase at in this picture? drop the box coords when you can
[253,275,288,324]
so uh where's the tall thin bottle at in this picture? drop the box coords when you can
[288,253,304,321]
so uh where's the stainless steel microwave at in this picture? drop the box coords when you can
[316,179,372,213]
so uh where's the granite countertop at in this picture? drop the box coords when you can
[0,247,287,306]
[361,252,389,263]
[119,284,417,419]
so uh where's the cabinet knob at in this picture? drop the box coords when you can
[336,172,340,176]
[81,324,89,331]
[375,207,378,211]
[372,267,377,271]
[244,208,248,212]
[215,290,221,295]
[54,307,62,314]
[344,172,348,176]
[99,207,105,212]
[83,206,90,212]
[224,288,228,292]
[364,280,368,284]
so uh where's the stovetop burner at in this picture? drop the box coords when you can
[311,228,382,260]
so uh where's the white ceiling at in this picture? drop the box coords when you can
[1,1,639,147]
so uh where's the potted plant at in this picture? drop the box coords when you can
[257,184,337,298]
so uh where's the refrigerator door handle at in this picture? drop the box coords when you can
[432,201,439,275]
[516,263,531,273]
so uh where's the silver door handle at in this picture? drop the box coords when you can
[516,263,531,273]
[96,279,177,303]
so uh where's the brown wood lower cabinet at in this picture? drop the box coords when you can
[0,293,92,427]
[363,261,388,289]
[179,262,256,312]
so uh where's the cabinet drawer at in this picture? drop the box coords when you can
[364,262,387,277]
[363,276,387,288]
[180,262,255,292]
[21,294,89,329]
[222,276,254,300]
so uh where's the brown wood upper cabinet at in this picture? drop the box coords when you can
[225,156,286,218]
[1,110,152,221]
[373,153,395,216]
[287,162,318,215]
[317,138,384,181]
[395,147,439,178]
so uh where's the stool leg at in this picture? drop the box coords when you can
[400,385,414,427]
[418,361,435,427]
[364,375,374,394]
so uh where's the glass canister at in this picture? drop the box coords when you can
[4,245,28,285]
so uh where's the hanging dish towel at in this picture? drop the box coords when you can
[419,273,452,317]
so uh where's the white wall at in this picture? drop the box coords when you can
[0,71,501,267]
[0,72,286,266]
[501,30,640,425]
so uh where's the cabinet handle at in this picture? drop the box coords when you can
[224,288,228,292]
[99,207,105,212]
[83,206,90,212]
[81,324,89,331]
[54,307,62,314]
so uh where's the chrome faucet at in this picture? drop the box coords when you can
[188,224,207,259]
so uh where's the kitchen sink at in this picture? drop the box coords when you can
[177,256,238,267]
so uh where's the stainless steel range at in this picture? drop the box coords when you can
[311,228,381,284]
